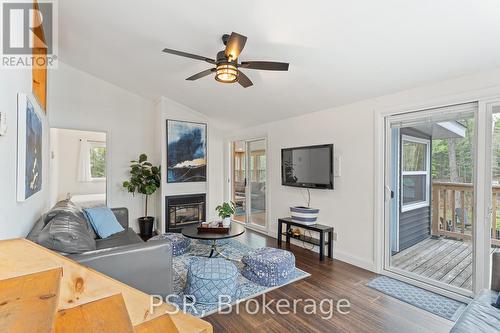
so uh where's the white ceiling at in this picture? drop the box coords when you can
[58,0,500,128]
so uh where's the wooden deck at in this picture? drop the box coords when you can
[392,237,473,290]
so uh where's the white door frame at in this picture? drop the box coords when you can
[483,99,500,288]
[374,93,500,302]
[226,136,269,234]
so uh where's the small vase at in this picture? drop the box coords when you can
[223,217,231,227]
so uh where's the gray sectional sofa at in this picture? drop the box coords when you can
[451,249,500,332]
[27,201,173,297]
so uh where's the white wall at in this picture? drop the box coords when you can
[50,128,106,203]
[224,68,500,272]
[0,71,50,239]
[156,97,224,233]
[48,62,158,231]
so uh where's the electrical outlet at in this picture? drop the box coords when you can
[333,232,338,241]
[0,112,6,136]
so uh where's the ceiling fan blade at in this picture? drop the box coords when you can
[162,48,216,64]
[225,32,247,60]
[240,61,289,71]
[237,70,253,88]
[186,68,216,81]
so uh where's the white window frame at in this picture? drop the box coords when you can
[89,141,106,181]
[400,135,430,212]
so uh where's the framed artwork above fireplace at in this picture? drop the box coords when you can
[166,119,207,183]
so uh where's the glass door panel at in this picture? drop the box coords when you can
[232,141,246,223]
[386,104,477,295]
[248,139,267,228]
[491,107,500,250]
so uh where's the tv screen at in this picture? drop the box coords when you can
[281,144,334,189]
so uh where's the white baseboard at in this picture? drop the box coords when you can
[267,231,376,272]
[332,250,376,272]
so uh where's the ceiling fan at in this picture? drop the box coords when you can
[162,32,289,88]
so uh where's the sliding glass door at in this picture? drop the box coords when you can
[231,139,267,230]
[385,103,477,296]
[488,105,500,281]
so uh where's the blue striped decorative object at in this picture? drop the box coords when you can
[290,206,319,225]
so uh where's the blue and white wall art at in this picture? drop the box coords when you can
[17,93,43,201]
[166,120,207,183]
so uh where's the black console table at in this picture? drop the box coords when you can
[278,218,333,261]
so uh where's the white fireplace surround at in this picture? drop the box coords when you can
[155,97,224,234]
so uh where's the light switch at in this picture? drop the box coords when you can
[0,112,6,136]
[334,155,341,177]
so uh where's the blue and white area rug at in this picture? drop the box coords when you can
[170,239,310,318]
[367,276,467,321]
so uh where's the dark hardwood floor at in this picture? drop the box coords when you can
[205,229,453,333]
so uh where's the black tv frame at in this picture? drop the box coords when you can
[281,144,334,190]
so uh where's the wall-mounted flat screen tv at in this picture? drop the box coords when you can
[281,144,334,189]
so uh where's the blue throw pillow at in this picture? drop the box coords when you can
[83,207,124,239]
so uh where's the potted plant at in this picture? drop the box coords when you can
[216,201,235,227]
[123,154,161,237]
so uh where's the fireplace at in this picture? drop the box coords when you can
[165,194,206,232]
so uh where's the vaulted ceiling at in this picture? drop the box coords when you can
[58,0,500,128]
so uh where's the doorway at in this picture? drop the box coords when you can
[385,103,478,297]
[231,138,267,231]
[50,128,108,208]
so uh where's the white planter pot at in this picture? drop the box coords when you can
[223,217,231,227]
[290,206,320,225]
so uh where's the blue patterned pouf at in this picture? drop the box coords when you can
[148,233,191,256]
[197,239,230,246]
[242,247,296,287]
[184,258,238,304]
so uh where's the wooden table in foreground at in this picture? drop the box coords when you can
[0,239,212,333]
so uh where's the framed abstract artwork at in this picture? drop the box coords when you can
[17,93,44,201]
[166,120,207,183]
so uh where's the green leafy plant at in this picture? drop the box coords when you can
[216,201,235,219]
[123,154,161,217]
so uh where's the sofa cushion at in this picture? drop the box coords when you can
[451,289,500,333]
[95,228,143,250]
[44,199,98,239]
[36,209,96,254]
[83,207,124,239]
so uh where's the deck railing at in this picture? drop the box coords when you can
[431,181,500,247]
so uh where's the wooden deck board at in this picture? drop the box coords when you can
[414,242,464,276]
[392,238,473,291]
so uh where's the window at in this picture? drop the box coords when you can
[89,142,106,180]
[401,135,430,211]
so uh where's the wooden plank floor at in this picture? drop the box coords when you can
[392,237,473,290]
[205,230,453,333]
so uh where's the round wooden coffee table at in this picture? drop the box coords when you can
[182,223,245,260]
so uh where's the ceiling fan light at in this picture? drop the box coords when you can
[215,63,238,83]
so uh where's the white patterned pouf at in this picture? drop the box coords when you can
[184,258,238,304]
[148,233,191,256]
[241,247,296,286]
[197,239,230,246]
